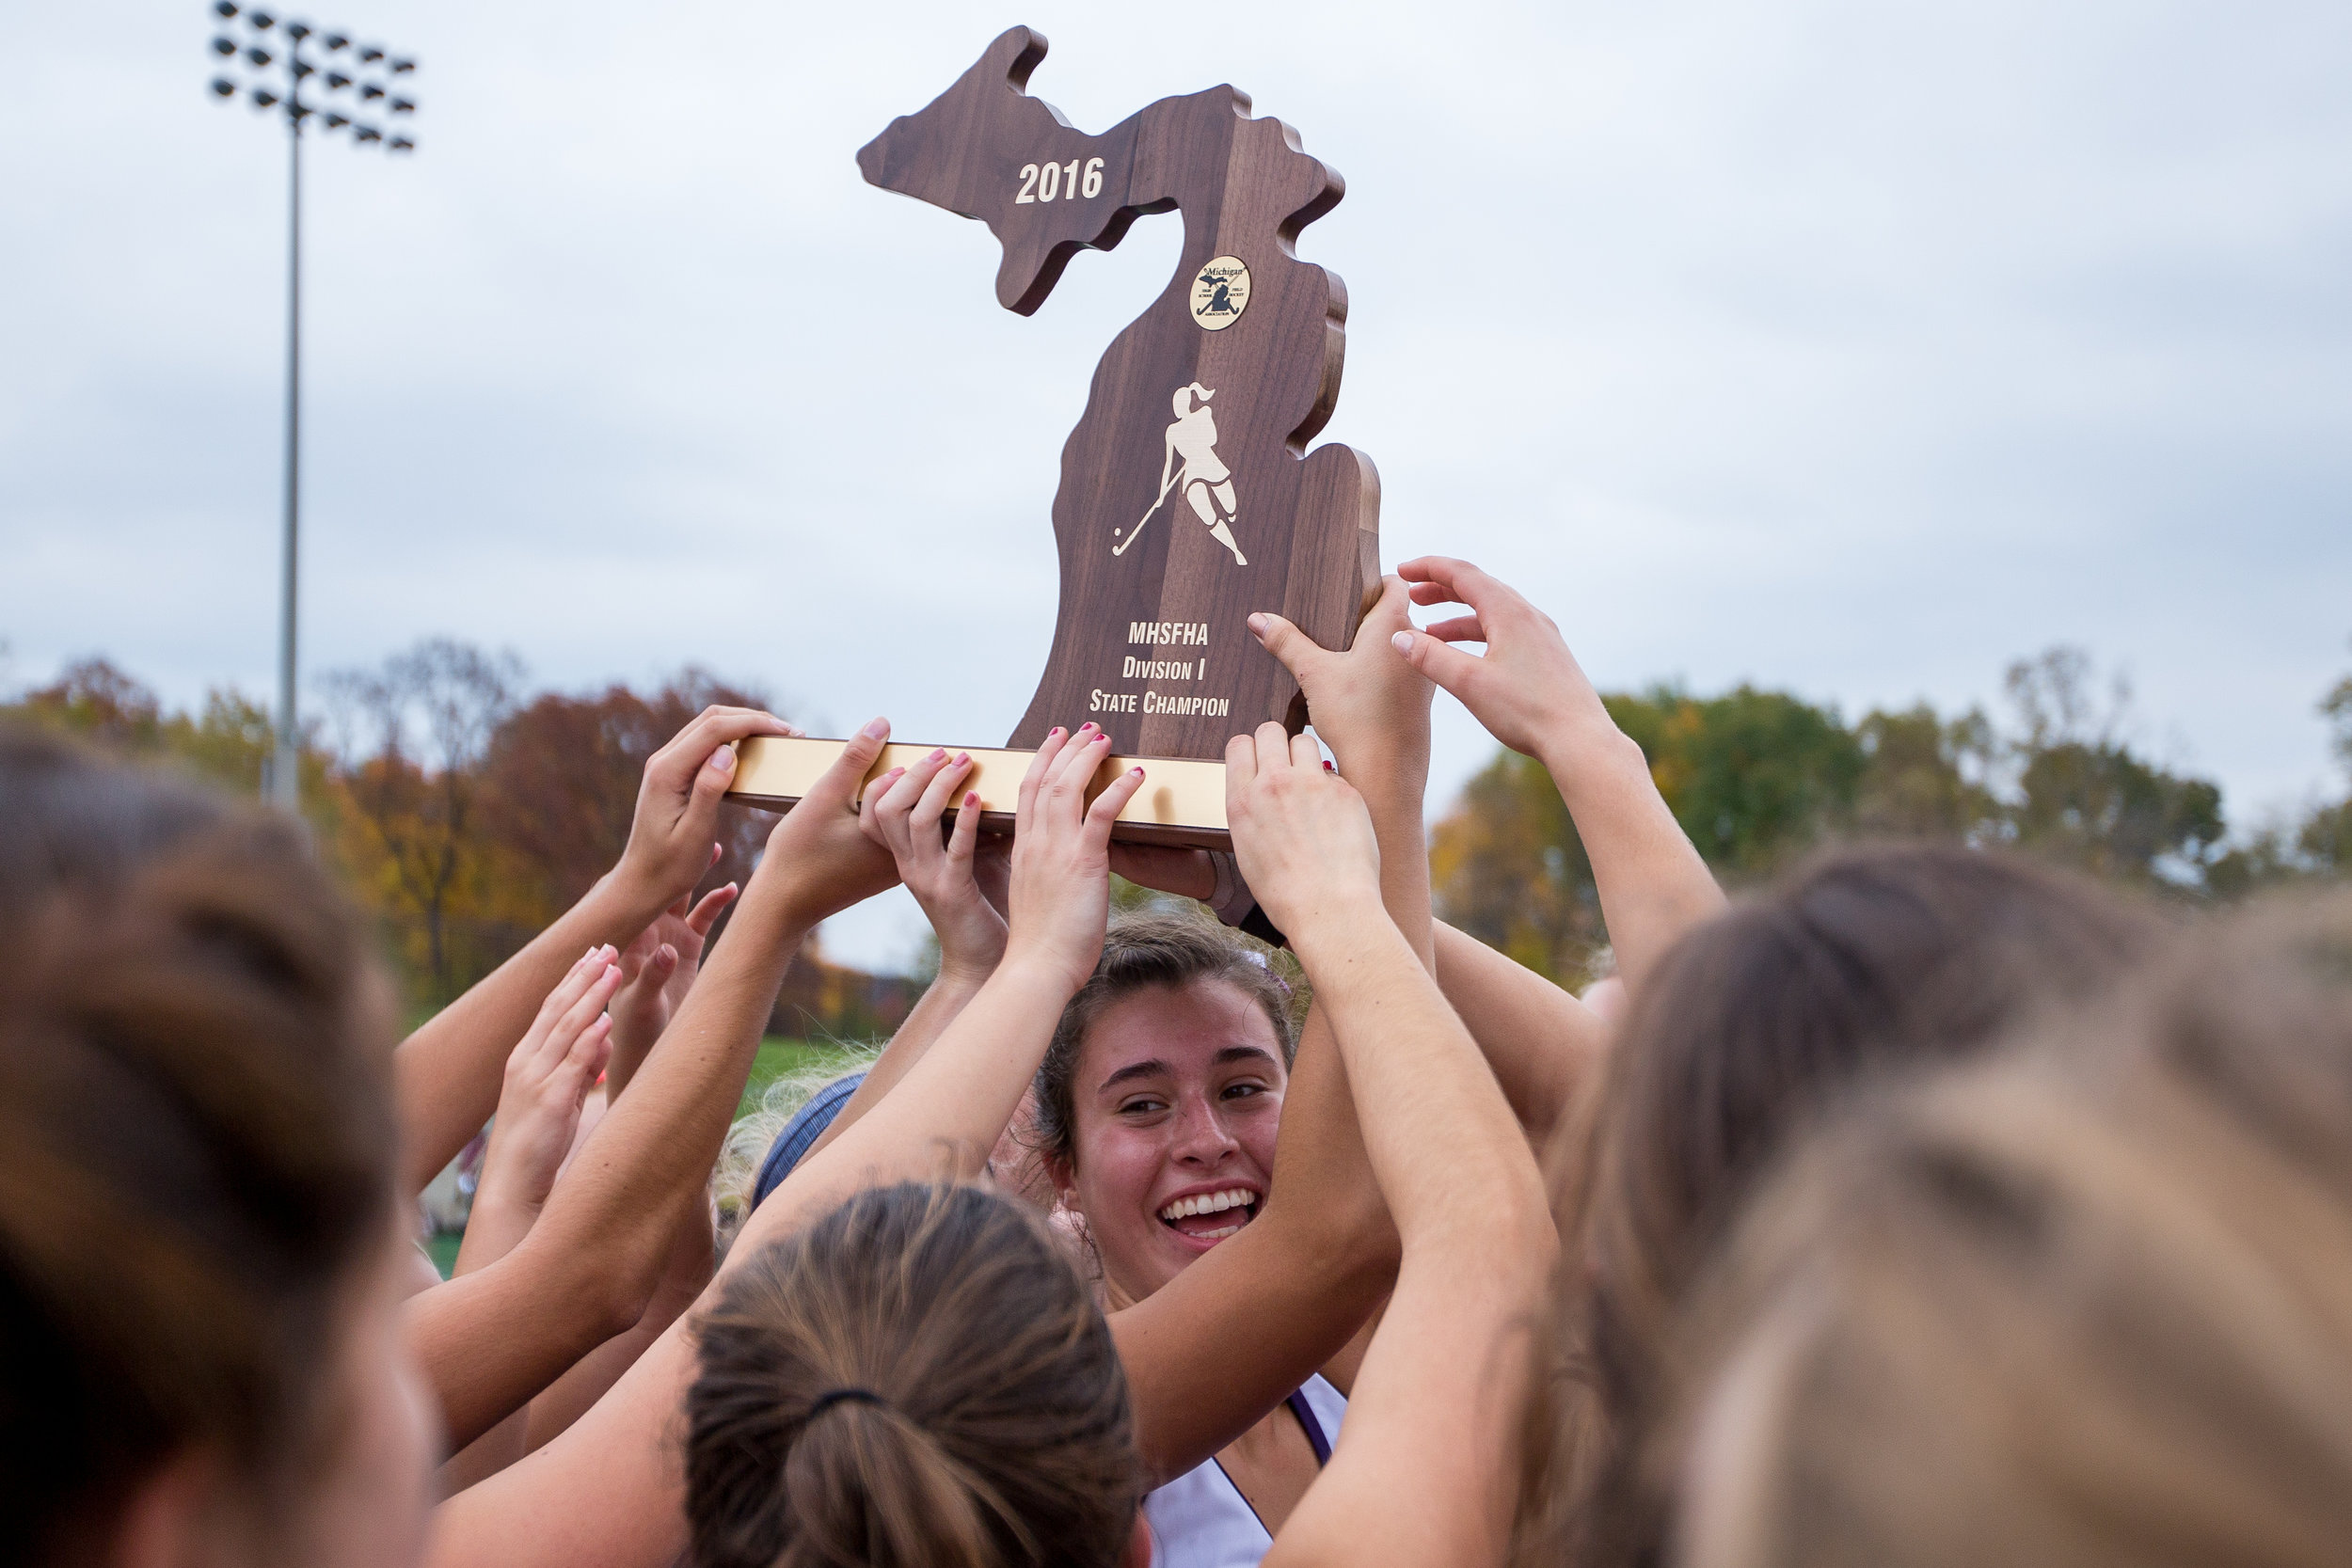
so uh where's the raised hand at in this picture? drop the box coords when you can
[609,882,739,1093]
[1395,555,1724,997]
[613,705,801,909]
[755,719,903,927]
[1391,556,1613,763]
[1224,721,1382,943]
[1246,575,1432,790]
[474,948,624,1223]
[1002,723,1148,994]
[860,748,1008,983]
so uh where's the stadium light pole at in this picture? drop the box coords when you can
[208,3,416,808]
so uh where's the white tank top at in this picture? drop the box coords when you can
[1142,1375,1347,1568]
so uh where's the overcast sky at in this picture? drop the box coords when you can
[5,1,2348,970]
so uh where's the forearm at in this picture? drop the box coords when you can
[396,873,666,1196]
[432,1191,542,1487]
[439,1409,528,1495]
[798,961,989,1166]
[448,1194,535,1278]
[522,1188,713,1454]
[405,1243,630,1450]
[1535,725,1723,997]
[1431,921,1608,1139]
[1292,912,1542,1242]
[723,955,1073,1270]
[531,879,808,1286]
[1356,774,1433,969]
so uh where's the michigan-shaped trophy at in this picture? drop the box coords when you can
[730,25,1379,846]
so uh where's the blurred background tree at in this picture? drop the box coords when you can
[1430,641,2348,987]
[8,634,2345,1006]
[0,643,917,1037]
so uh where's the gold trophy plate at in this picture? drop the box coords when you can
[731,736,1232,848]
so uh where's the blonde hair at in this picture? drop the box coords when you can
[714,1048,880,1250]
[1655,895,2352,1568]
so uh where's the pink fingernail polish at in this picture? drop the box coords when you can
[861,717,890,739]
[928,748,946,762]
[964,791,978,807]
[954,752,969,765]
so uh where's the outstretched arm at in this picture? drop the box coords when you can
[1392,557,1724,996]
[516,884,739,1454]
[407,725,898,1451]
[1226,725,1553,1568]
[1431,922,1608,1143]
[432,952,620,1489]
[426,723,1145,1568]
[792,747,1011,1169]
[393,706,797,1196]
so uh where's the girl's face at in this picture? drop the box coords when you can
[1058,978,1287,1306]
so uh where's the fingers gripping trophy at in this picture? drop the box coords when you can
[728,26,1383,848]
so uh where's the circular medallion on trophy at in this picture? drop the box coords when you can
[1189,256,1251,330]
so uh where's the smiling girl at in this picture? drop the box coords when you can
[1026,916,1336,1565]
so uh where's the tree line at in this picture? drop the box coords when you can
[10,635,2346,1006]
[1432,642,2352,986]
[0,642,922,1037]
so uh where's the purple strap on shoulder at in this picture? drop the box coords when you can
[1283,1386,1333,1466]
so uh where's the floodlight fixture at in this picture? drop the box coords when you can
[202,5,421,810]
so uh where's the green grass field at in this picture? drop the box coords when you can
[423,1037,866,1277]
[739,1037,869,1118]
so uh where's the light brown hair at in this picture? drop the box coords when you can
[684,1180,1141,1568]
[1528,844,2156,1567]
[0,728,398,1562]
[1029,911,1297,1174]
[1656,894,2352,1568]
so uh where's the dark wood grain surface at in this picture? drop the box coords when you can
[858,26,1380,761]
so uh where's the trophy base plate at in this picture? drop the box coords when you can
[728,736,1232,849]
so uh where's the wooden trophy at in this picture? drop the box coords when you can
[729,25,1378,847]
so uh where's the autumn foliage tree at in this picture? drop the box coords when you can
[1431,645,2275,985]
[477,672,775,921]
[321,641,527,1002]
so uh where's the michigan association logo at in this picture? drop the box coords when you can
[1189,256,1251,332]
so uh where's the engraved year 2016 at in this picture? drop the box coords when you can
[1015,156,1105,204]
